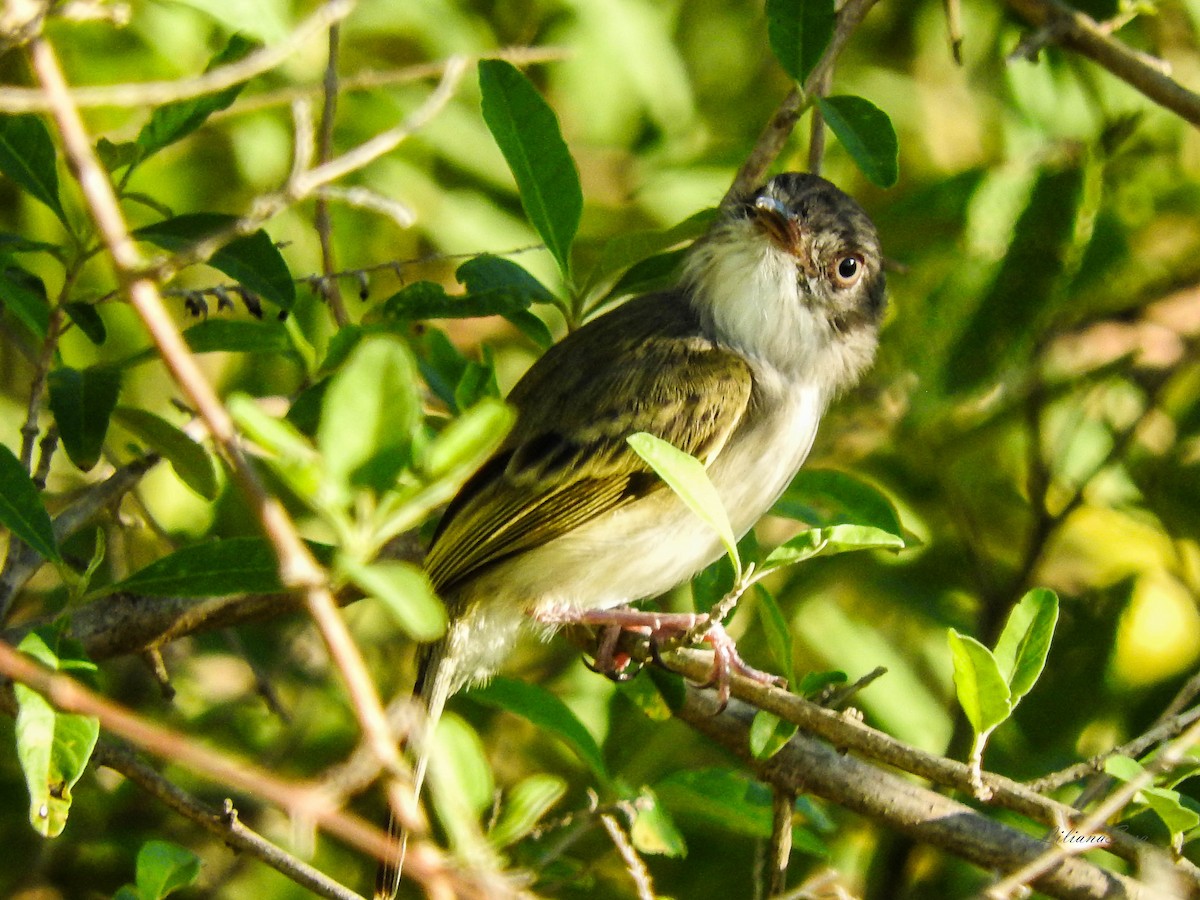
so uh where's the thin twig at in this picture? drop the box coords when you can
[1028,704,1200,794]
[27,32,421,834]
[142,56,468,291]
[0,640,484,897]
[595,795,656,900]
[986,717,1200,898]
[730,0,883,198]
[0,0,357,113]
[768,788,795,896]
[1004,0,1200,128]
[676,681,1175,900]
[315,22,349,327]
[96,741,367,900]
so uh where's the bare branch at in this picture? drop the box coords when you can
[315,23,349,327]
[0,0,357,113]
[1004,0,1200,128]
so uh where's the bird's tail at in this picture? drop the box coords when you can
[373,637,456,900]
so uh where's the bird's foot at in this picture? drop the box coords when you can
[537,607,783,709]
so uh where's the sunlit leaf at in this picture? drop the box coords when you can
[948,630,1010,735]
[479,59,582,277]
[992,587,1059,706]
[489,774,567,848]
[628,432,740,577]
[14,629,99,838]
[317,335,421,494]
[340,557,446,641]
[749,710,798,760]
[182,319,294,355]
[773,469,905,537]
[762,524,903,570]
[630,787,687,857]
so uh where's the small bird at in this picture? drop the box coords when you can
[375,171,886,898]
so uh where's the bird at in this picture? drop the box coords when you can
[375,171,886,898]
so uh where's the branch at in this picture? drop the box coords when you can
[27,31,415,830]
[0,639,502,899]
[729,0,883,198]
[660,647,1188,879]
[675,683,1176,900]
[0,0,356,113]
[1004,0,1200,128]
[93,742,366,900]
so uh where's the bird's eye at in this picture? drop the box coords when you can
[831,254,865,287]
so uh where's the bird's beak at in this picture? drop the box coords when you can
[753,196,816,275]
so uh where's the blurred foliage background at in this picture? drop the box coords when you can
[2,0,1200,898]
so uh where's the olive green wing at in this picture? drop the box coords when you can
[426,314,754,595]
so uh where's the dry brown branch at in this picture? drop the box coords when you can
[674,682,1177,900]
[1004,0,1200,128]
[26,30,419,836]
[0,0,356,113]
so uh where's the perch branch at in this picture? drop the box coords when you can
[1004,0,1200,128]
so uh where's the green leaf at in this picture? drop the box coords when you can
[134,213,295,311]
[456,253,557,305]
[600,248,689,307]
[630,787,687,858]
[773,469,905,536]
[63,302,106,345]
[422,398,514,481]
[479,59,582,277]
[96,138,141,172]
[108,536,331,597]
[654,768,827,856]
[48,366,121,472]
[945,164,1085,391]
[797,669,848,697]
[0,261,50,338]
[0,231,61,254]
[317,335,421,494]
[0,114,68,224]
[111,407,219,501]
[229,394,322,500]
[817,95,899,189]
[992,587,1059,706]
[756,586,796,685]
[427,712,494,856]
[467,676,608,782]
[948,629,1011,735]
[14,629,99,838]
[0,444,59,562]
[182,319,294,355]
[135,35,256,161]
[766,0,836,83]
[340,558,446,641]
[749,710,798,760]
[135,840,201,899]
[1143,787,1200,840]
[762,524,904,570]
[1104,755,1144,782]
[489,774,567,848]
[627,431,740,577]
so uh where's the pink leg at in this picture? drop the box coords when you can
[536,607,784,708]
